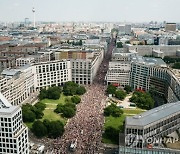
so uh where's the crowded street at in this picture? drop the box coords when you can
[47,39,115,154]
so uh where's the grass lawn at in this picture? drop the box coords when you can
[25,93,71,129]
[42,108,67,125]
[104,115,126,130]
[39,93,71,106]
[40,93,71,124]
[102,109,145,145]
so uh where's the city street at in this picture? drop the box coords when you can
[49,39,115,154]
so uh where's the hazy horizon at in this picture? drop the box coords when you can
[0,0,180,23]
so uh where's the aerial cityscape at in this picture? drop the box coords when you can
[0,0,180,154]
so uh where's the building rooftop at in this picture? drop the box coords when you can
[126,101,180,127]
[0,92,12,108]
[1,69,21,77]
[131,56,167,67]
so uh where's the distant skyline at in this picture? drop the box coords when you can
[0,0,180,23]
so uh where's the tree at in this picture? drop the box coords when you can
[54,102,76,118]
[76,86,86,95]
[104,126,119,143]
[63,81,86,96]
[172,62,180,69]
[63,81,78,96]
[43,119,51,132]
[106,84,117,95]
[63,106,76,118]
[34,109,44,119]
[48,121,64,138]
[71,95,81,104]
[34,102,46,111]
[125,41,130,44]
[124,85,132,94]
[54,104,64,113]
[104,104,123,117]
[130,91,154,110]
[22,110,36,122]
[116,42,123,48]
[47,87,61,100]
[32,120,47,138]
[115,90,126,100]
[39,88,47,100]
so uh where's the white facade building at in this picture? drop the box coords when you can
[0,93,29,154]
[33,60,71,89]
[0,65,35,105]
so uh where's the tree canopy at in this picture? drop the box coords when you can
[115,90,127,100]
[63,81,86,96]
[22,102,46,122]
[32,120,64,138]
[124,85,132,94]
[71,95,81,104]
[47,120,64,138]
[39,86,62,100]
[172,62,180,69]
[130,91,154,110]
[106,84,117,95]
[104,104,124,117]
[55,102,76,118]
[32,120,47,138]
[116,42,123,48]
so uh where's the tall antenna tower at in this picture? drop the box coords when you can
[32,7,35,28]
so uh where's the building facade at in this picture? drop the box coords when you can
[0,66,35,105]
[125,101,180,149]
[33,60,71,89]
[0,93,29,154]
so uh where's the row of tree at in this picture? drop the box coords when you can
[32,119,64,138]
[22,102,46,122]
[63,81,86,96]
[130,91,154,110]
[39,86,62,100]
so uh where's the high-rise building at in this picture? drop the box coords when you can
[0,93,29,154]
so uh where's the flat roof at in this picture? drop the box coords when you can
[131,56,167,67]
[0,106,19,114]
[1,69,20,77]
[0,92,12,108]
[126,101,180,127]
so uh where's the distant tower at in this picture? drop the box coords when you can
[32,7,36,28]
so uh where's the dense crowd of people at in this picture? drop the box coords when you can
[49,40,114,154]
[30,39,115,154]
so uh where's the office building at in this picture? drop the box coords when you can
[0,65,35,105]
[125,101,180,149]
[0,93,29,154]
[33,60,71,89]
[130,56,180,103]
[105,48,132,86]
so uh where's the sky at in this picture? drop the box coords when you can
[0,0,180,22]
